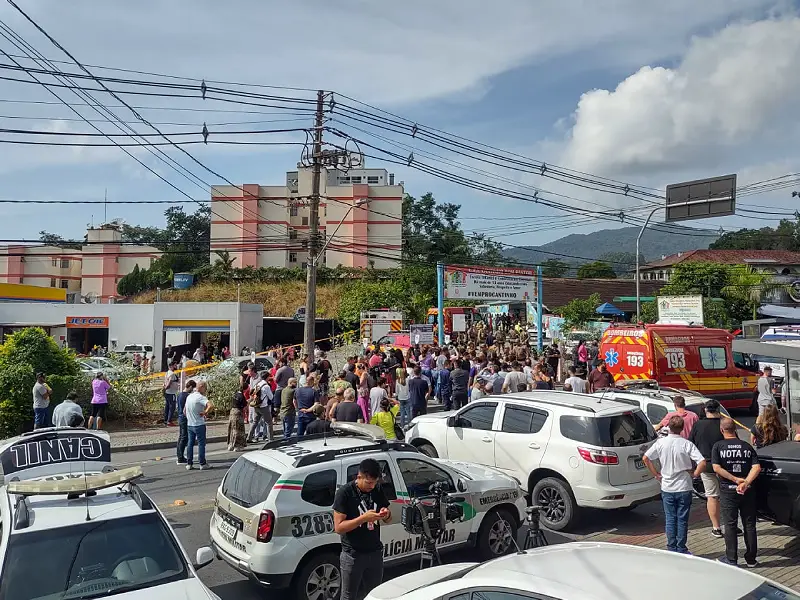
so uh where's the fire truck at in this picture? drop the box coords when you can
[426,307,477,336]
[360,310,403,345]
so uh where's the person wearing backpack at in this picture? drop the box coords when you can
[163,361,180,426]
[247,372,273,443]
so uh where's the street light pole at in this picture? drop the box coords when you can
[636,206,661,322]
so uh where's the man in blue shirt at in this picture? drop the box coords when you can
[408,366,431,419]
[295,373,320,438]
[437,361,452,409]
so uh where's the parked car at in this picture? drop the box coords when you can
[78,356,130,381]
[755,440,800,530]
[118,343,154,359]
[595,379,731,426]
[405,391,660,531]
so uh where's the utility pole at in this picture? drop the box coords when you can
[303,90,325,358]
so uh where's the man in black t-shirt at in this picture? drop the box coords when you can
[333,458,391,600]
[688,399,725,537]
[333,389,364,423]
[712,418,762,567]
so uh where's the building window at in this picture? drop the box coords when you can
[302,216,309,226]
[290,204,298,217]
[659,271,665,280]
[350,176,362,183]
[60,279,69,289]
[301,262,307,269]
[50,278,56,288]
[289,229,298,240]
[51,258,58,267]
[289,252,297,263]
[338,177,350,184]
[60,258,70,269]
[367,176,379,184]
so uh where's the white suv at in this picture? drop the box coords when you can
[405,391,661,531]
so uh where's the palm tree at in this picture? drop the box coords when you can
[213,250,236,278]
[722,265,788,320]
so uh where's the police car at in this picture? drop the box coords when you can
[209,423,527,600]
[0,428,219,600]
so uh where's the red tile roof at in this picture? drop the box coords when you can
[642,249,800,269]
[542,277,663,312]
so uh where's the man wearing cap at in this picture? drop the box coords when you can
[32,372,51,430]
[757,366,776,416]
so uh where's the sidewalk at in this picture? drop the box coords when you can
[584,503,800,591]
[109,420,230,452]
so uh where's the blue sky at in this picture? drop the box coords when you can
[0,0,798,251]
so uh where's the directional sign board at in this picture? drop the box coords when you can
[665,174,736,223]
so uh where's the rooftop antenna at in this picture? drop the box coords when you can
[83,460,91,522]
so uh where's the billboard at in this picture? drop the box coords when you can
[409,323,434,345]
[665,174,736,223]
[657,295,704,324]
[444,265,536,302]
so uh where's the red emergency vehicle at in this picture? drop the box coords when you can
[599,324,759,410]
[426,307,476,336]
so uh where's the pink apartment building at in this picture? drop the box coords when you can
[210,165,403,269]
[0,223,161,302]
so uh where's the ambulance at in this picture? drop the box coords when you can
[599,324,760,411]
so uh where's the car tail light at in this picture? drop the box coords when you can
[257,509,275,543]
[578,447,619,465]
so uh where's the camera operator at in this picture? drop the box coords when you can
[333,458,391,600]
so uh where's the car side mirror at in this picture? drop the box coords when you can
[194,546,214,570]
[447,416,457,427]
[457,478,467,493]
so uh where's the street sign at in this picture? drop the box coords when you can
[657,295,704,324]
[665,174,736,223]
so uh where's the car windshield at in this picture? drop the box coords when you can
[737,582,800,600]
[122,345,140,352]
[0,513,188,600]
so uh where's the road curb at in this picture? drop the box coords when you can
[112,434,228,453]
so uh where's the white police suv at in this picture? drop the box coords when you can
[209,423,527,600]
[0,428,219,600]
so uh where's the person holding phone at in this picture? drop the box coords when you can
[333,458,391,600]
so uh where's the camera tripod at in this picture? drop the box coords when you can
[417,528,443,569]
[522,506,549,549]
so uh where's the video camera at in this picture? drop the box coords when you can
[400,481,464,538]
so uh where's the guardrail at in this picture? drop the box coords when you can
[135,330,357,382]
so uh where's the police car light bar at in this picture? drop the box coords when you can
[7,465,143,496]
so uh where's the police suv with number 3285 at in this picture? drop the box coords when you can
[208,423,527,600]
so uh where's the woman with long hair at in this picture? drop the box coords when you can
[395,369,411,427]
[750,403,789,448]
[228,383,248,451]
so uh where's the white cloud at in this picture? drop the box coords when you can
[0,0,775,106]
[560,16,800,178]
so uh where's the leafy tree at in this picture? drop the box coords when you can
[39,230,82,250]
[640,300,658,324]
[402,193,502,266]
[556,293,602,331]
[658,262,753,328]
[0,328,79,436]
[722,265,787,320]
[541,259,570,278]
[710,216,800,251]
[577,261,617,279]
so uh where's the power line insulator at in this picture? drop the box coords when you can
[202,123,209,144]
[200,79,207,100]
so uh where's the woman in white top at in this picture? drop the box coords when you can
[395,370,411,428]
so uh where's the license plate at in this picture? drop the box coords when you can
[217,515,239,540]
[634,458,645,470]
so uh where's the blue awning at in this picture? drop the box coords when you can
[596,302,625,316]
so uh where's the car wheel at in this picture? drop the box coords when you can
[477,508,518,560]
[295,551,341,600]
[417,443,438,458]
[532,477,577,531]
